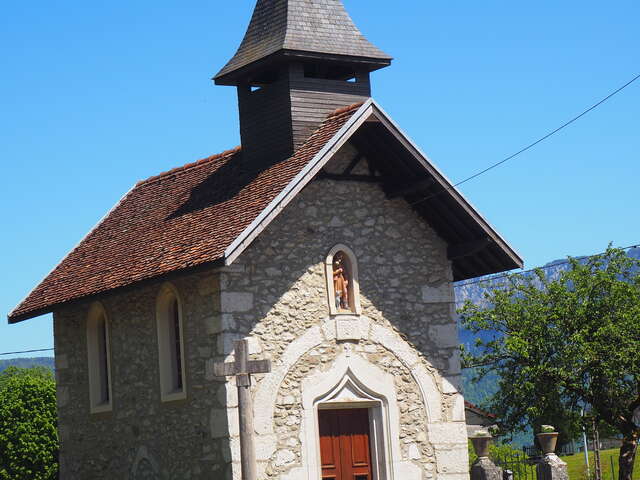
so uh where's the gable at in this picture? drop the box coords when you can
[224,99,523,277]
[9,100,521,323]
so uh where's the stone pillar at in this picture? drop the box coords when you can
[536,453,568,480]
[471,457,503,480]
[536,431,568,480]
[470,435,502,480]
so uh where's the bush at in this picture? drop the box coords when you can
[468,439,522,464]
[0,367,58,480]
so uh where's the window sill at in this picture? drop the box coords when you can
[161,390,187,403]
[90,402,113,415]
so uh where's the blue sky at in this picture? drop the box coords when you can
[2,0,639,356]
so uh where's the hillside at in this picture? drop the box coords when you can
[0,356,55,373]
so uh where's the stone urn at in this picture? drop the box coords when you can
[537,432,559,455]
[471,434,492,458]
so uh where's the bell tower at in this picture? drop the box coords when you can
[214,0,392,165]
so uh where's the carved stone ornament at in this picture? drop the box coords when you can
[336,317,361,341]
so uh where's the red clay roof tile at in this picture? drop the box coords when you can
[9,104,362,322]
[465,400,497,419]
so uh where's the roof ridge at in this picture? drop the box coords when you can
[141,106,359,187]
[327,102,365,119]
[135,105,358,188]
[137,146,241,186]
[464,400,496,419]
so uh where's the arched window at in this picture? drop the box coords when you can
[325,245,362,315]
[86,302,113,413]
[156,284,187,402]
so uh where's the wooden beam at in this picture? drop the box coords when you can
[352,126,414,178]
[366,155,377,177]
[386,177,435,199]
[429,192,508,273]
[318,172,382,183]
[363,112,523,269]
[448,237,492,261]
[342,154,364,175]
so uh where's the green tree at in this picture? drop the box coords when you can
[460,247,640,480]
[0,367,58,480]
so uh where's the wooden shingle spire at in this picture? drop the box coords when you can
[216,0,392,165]
[214,0,392,85]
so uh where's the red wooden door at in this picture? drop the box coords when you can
[319,408,373,480]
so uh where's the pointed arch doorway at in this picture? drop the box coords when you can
[307,356,393,480]
[295,352,426,480]
[318,407,373,480]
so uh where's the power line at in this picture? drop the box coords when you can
[0,348,54,357]
[411,72,640,207]
[455,243,640,289]
[2,248,639,355]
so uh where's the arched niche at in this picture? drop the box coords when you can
[86,302,113,414]
[130,446,160,480]
[325,244,362,316]
[155,283,187,402]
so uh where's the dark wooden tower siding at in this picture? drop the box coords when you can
[289,65,371,150]
[215,0,392,164]
[237,63,371,163]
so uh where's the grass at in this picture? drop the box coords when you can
[560,448,640,480]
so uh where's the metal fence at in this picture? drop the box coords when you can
[522,444,577,458]
[493,452,538,480]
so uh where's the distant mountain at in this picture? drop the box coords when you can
[0,356,55,373]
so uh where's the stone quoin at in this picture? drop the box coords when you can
[9,1,523,479]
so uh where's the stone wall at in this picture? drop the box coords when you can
[218,145,468,480]
[268,340,435,479]
[54,270,229,479]
[53,143,469,480]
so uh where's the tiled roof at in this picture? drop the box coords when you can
[465,401,497,419]
[9,104,362,323]
[215,0,392,82]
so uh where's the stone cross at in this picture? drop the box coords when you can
[214,339,271,480]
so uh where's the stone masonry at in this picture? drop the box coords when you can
[53,143,468,479]
[54,271,228,479]
[216,145,468,479]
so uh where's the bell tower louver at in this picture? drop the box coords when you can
[214,0,392,164]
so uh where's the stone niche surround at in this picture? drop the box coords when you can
[217,144,469,480]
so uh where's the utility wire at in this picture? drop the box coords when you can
[2,78,637,358]
[411,72,640,207]
[455,243,640,288]
[0,348,54,357]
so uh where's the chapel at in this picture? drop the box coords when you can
[9,1,522,479]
